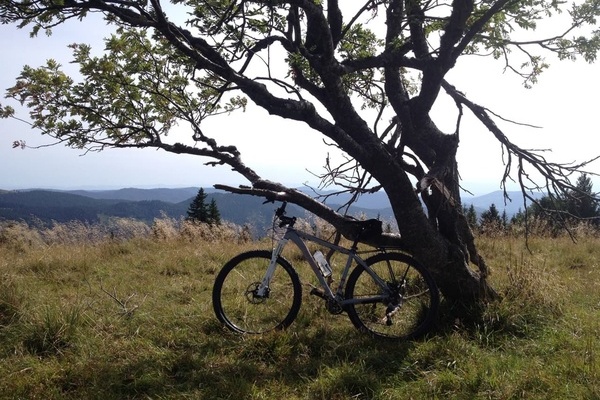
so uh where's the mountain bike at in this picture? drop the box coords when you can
[212,198,439,340]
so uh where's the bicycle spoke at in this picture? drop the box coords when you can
[345,253,439,340]
[213,250,302,334]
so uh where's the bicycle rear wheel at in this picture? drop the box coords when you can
[212,250,302,334]
[345,252,439,340]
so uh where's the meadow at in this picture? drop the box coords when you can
[0,217,598,399]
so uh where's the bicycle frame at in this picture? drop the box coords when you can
[257,223,392,307]
[213,199,439,339]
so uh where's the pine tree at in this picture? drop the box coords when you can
[207,198,221,225]
[529,173,599,228]
[566,173,599,219]
[511,208,526,225]
[465,204,478,229]
[186,188,209,223]
[480,203,503,229]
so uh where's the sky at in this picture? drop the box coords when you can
[1,11,599,196]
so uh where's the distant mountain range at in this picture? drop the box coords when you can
[0,187,543,231]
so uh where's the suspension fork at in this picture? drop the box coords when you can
[255,237,289,297]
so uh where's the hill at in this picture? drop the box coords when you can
[0,188,543,231]
[66,187,202,203]
[63,187,543,217]
[0,190,187,225]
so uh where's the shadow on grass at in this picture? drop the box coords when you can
[161,320,418,399]
[4,300,554,399]
[53,301,549,399]
[53,319,419,399]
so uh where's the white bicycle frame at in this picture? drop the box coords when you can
[256,223,393,307]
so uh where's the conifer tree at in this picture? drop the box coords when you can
[207,198,221,225]
[566,173,599,220]
[187,188,209,223]
[187,188,222,224]
[480,204,502,229]
[464,205,478,229]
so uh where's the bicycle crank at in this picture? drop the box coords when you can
[309,286,344,314]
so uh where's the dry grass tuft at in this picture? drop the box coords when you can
[0,275,25,327]
[0,216,249,248]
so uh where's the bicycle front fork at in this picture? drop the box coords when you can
[255,238,288,297]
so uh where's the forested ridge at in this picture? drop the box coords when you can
[0,190,187,224]
[0,189,311,230]
[0,188,545,228]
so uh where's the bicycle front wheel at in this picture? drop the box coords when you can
[345,252,439,340]
[212,250,302,334]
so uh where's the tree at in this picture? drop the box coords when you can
[187,188,221,225]
[565,173,599,221]
[511,208,525,226]
[480,204,502,230]
[463,204,478,230]
[207,198,222,226]
[1,0,599,305]
[187,188,209,223]
[528,173,599,230]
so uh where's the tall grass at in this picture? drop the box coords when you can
[0,217,598,399]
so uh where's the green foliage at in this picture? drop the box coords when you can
[471,176,600,235]
[567,173,599,219]
[2,0,597,143]
[3,26,246,150]
[526,173,600,229]
[186,188,209,222]
[186,188,221,225]
[464,204,478,229]
[480,203,503,229]
[207,198,222,225]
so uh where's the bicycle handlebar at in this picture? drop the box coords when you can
[275,201,287,217]
[262,198,295,227]
[264,195,381,238]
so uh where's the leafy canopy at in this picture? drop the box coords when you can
[1,0,599,224]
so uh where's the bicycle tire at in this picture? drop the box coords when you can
[345,252,439,340]
[212,250,302,334]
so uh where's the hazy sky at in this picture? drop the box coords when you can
[1,13,599,195]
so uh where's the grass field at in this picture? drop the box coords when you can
[0,219,598,399]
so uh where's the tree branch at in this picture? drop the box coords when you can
[214,182,407,249]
